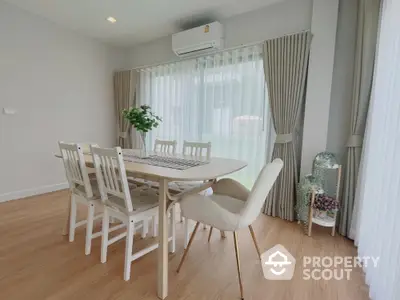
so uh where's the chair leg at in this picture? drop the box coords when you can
[169,205,176,253]
[62,191,72,236]
[220,230,226,239]
[184,218,190,249]
[203,224,207,230]
[141,220,148,239]
[69,195,77,242]
[180,204,184,222]
[177,222,200,273]
[124,220,135,281]
[85,203,95,255]
[100,209,109,263]
[248,225,261,259]
[152,216,158,237]
[233,231,244,300]
[208,227,214,242]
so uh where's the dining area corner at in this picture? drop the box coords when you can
[55,138,264,299]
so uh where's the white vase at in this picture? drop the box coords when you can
[139,132,148,158]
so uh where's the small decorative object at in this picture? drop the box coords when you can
[312,194,340,219]
[123,105,162,157]
[312,151,340,196]
[296,152,342,237]
[296,174,324,223]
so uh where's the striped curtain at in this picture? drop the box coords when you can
[262,32,311,221]
[137,45,273,187]
[114,70,139,148]
[339,0,380,238]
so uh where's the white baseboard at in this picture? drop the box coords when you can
[0,182,69,203]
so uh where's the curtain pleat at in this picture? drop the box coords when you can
[262,32,311,221]
[114,70,139,148]
[137,45,271,187]
[352,0,400,298]
[339,0,380,238]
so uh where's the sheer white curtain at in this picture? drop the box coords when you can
[352,0,400,299]
[137,45,272,187]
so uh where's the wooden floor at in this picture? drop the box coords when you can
[0,190,369,300]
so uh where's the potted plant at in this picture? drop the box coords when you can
[312,194,340,219]
[123,105,162,157]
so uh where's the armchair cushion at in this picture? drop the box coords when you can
[211,178,250,202]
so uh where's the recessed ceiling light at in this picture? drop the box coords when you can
[106,17,117,24]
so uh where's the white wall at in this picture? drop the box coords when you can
[0,1,126,201]
[128,0,313,68]
[326,0,358,162]
[301,0,339,174]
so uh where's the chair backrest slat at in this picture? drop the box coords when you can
[91,146,133,212]
[182,141,211,160]
[239,159,283,227]
[59,142,93,198]
[154,139,177,154]
[110,157,120,193]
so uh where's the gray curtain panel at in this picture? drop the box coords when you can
[262,32,311,221]
[339,0,380,237]
[114,70,138,148]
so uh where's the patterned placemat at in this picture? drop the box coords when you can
[123,153,209,170]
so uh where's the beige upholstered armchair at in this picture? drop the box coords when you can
[177,158,283,300]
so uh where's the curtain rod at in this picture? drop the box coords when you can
[120,30,310,72]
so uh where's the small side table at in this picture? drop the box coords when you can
[307,165,341,237]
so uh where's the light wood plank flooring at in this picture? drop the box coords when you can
[0,190,369,300]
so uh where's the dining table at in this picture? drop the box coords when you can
[56,148,247,299]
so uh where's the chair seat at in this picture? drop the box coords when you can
[212,194,246,214]
[106,188,159,216]
[73,178,101,199]
[180,193,245,231]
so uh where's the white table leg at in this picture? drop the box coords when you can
[157,178,168,299]
[169,204,176,253]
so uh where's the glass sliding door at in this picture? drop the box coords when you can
[138,45,272,188]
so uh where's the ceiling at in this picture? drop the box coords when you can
[4,0,281,47]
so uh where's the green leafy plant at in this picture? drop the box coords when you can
[123,105,162,133]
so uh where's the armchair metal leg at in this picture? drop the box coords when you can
[248,225,261,259]
[208,227,214,242]
[233,232,244,300]
[177,222,200,273]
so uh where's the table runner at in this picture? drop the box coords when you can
[122,152,209,170]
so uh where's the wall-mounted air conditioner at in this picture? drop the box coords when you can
[172,22,224,57]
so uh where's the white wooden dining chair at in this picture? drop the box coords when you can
[177,159,283,300]
[182,140,211,159]
[129,138,178,236]
[169,141,214,245]
[154,139,177,154]
[91,146,176,281]
[58,142,104,255]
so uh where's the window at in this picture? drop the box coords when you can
[138,45,272,187]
